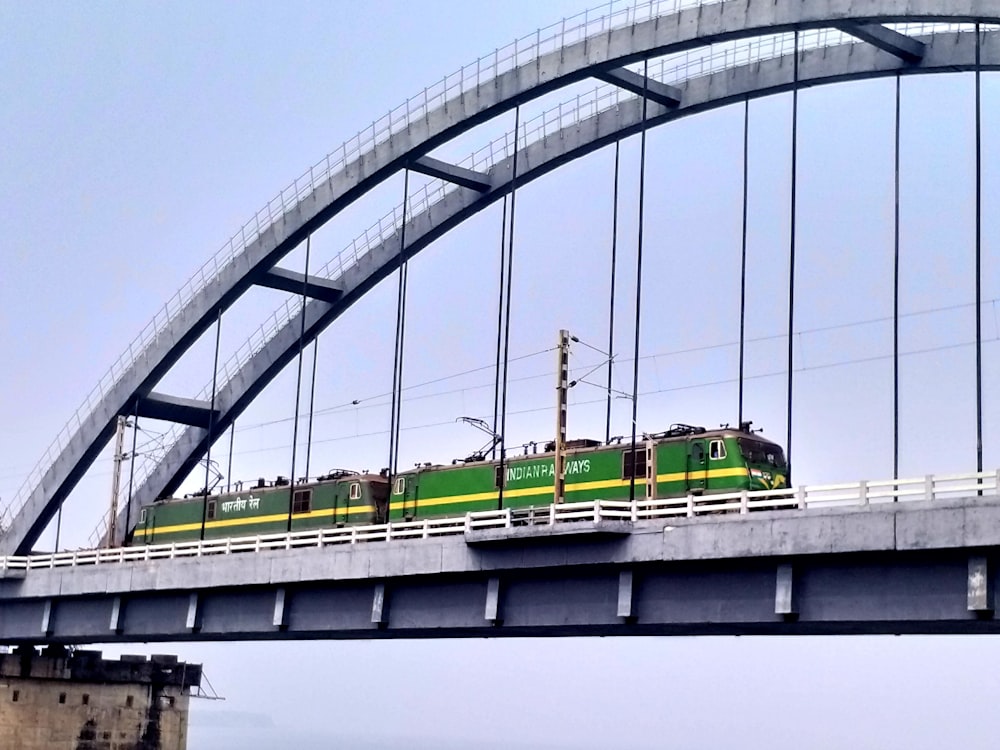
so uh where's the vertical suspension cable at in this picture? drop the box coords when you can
[200,308,223,540]
[305,340,320,480]
[629,60,650,503]
[893,74,901,482]
[498,106,522,509]
[492,196,509,459]
[387,168,411,507]
[975,23,984,476]
[785,30,800,469]
[286,236,311,532]
[226,421,235,493]
[738,97,750,428]
[124,397,139,542]
[606,142,621,443]
[392,263,410,478]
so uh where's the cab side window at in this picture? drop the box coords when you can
[292,489,312,514]
[394,477,406,495]
[709,439,726,460]
[622,448,647,480]
[349,482,362,500]
[690,442,706,465]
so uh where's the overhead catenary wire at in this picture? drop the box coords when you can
[220,293,1000,437]
[215,333,1000,464]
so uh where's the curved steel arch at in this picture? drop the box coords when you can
[4,0,1000,554]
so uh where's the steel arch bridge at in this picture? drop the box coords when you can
[3,0,999,556]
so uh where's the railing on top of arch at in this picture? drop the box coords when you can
[80,21,995,545]
[16,469,1000,572]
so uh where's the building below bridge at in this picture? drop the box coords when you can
[0,647,201,750]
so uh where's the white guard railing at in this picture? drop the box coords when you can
[3,469,998,573]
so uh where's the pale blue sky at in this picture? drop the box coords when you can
[2,2,1000,747]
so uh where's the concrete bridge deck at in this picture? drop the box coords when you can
[1,494,998,643]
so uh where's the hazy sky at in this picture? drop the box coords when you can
[3,1,1000,747]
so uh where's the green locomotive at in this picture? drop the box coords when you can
[129,424,787,545]
[131,470,390,545]
[388,424,786,520]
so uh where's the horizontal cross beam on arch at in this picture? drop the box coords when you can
[256,268,344,303]
[593,67,682,108]
[135,393,219,428]
[410,156,491,192]
[834,22,926,63]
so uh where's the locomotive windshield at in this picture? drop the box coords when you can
[738,438,786,469]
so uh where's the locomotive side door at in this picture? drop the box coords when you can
[403,477,419,520]
[686,440,707,494]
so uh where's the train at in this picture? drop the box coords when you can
[129,423,788,545]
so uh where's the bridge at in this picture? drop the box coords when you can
[2,0,1000,644]
[1,475,1000,642]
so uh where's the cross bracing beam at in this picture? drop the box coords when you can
[135,393,219,428]
[256,268,343,303]
[834,22,926,63]
[410,156,491,192]
[113,29,1000,541]
[593,67,682,107]
[5,0,1000,556]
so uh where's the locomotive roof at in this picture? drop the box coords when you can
[396,428,782,474]
[167,469,387,503]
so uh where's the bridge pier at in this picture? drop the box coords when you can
[0,647,201,750]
